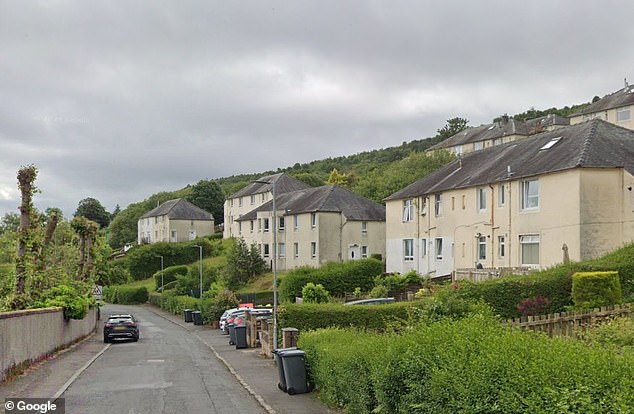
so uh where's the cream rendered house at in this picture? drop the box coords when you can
[223,173,310,239]
[427,116,529,156]
[137,198,214,244]
[236,185,386,271]
[385,120,634,277]
[570,82,634,131]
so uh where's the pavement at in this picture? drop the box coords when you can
[0,304,337,414]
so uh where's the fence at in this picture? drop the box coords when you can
[506,304,634,338]
[454,267,533,283]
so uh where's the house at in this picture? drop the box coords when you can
[570,82,634,131]
[384,119,634,277]
[137,198,214,244]
[235,185,386,271]
[427,116,529,156]
[223,173,311,239]
[524,114,570,134]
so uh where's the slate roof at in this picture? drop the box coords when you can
[525,114,570,133]
[572,85,634,116]
[428,118,529,151]
[237,185,386,222]
[140,198,214,220]
[228,173,311,199]
[386,119,634,201]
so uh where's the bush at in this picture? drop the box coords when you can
[154,265,189,290]
[34,284,92,320]
[302,283,330,303]
[103,286,149,304]
[299,314,634,413]
[369,284,389,298]
[572,271,622,309]
[279,259,383,302]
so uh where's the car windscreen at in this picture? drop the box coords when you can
[107,318,133,324]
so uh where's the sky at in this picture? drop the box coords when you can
[1,1,633,219]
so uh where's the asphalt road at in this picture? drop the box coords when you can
[61,304,266,414]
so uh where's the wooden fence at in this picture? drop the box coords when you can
[454,267,533,283]
[506,304,634,338]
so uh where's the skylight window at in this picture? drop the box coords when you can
[540,137,562,150]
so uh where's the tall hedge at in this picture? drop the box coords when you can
[154,265,189,290]
[125,239,214,280]
[278,259,383,302]
[572,271,622,309]
[103,286,149,304]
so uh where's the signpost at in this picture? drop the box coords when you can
[92,285,103,320]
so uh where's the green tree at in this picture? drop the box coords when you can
[436,117,469,141]
[0,213,20,235]
[74,197,111,228]
[224,238,266,288]
[186,179,225,224]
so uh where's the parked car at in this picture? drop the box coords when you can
[344,297,395,306]
[103,314,139,343]
[220,307,273,333]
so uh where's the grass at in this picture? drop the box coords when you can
[123,277,156,292]
[236,271,288,294]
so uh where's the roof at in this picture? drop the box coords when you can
[228,173,312,199]
[140,198,214,220]
[428,117,529,151]
[572,85,634,116]
[237,185,386,222]
[386,119,634,201]
[525,114,570,133]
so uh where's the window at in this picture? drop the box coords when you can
[258,219,262,232]
[521,179,539,210]
[294,215,299,230]
[462,195,466,210]
[498,184,506,207]
[454,145,463,155]
[170,230,177,242]
[421,238,427,257]
[263,244,270,258]
[435,194,443,216]
[361,246,368,258]
[239,197,243,207]
[474,141,483,151]
[294,242,299,258]
[263,218,270,232]
[617,107,631,122]
[311,213,317,228]
[250,220,254,233]
[238,222,242,234]
[435,238,443,259]
[493,138,502,146]
[257,244,262,254]
[540,137,561,150]
[278,243,285,258]
[478,236,486,260]
[279,217,285,231]
[498,236,506,258]
[311,242,317,258]
[451,196,455,211]
[250,195,256,205]
[361,221,368,234]
[402,199,413,222]
[261,193,267,202]
[520,235,540,266]
[230,199,234,207]
[420,198,428,215]
[403,239,414,261]
[477,187,487,211]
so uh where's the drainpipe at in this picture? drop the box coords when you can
[489,184,495,268]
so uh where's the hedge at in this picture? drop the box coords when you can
[278,259,383,302]
[103,286,149,305]
[299,315,634,413]
[154,265,189,290]
[572,271,622,309]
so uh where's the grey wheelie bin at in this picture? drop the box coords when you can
[184,309,193,323]
[192,310,203,326]
[235,325,248,349]
[228,323,236,345]
[279,349,309,395]
[273,347,297,392]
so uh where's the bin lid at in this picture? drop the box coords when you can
[191,310,201,314]
[272,347,297,355]
[279,349,305,357]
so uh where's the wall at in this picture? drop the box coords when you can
[0,307,96,382]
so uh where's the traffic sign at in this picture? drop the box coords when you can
[92,285,103,300]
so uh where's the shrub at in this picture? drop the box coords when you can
[302,283,330,303]
[103,286,149,304]
[154,265,189,290]
[572,271,622,309]
[517,295,550,316]
[34,284,91,320]
[369,284,389,298]
[278,259,383,301]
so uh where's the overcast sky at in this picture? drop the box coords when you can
[1,1,632,219]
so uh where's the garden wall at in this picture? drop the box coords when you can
[0,307,97,382]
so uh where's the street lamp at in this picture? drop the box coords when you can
[156,255,164,292]
[254,178,278,350]
[193,245,203,298]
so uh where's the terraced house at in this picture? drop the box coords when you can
[236,185,386,271]
[385,119,634,277]
[138,198,214,244]
[570,81,634,131]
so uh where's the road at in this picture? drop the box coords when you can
[61,304,266,414]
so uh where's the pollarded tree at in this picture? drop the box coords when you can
[74,197,111,228]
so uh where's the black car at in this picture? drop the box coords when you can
[103,314,139,343]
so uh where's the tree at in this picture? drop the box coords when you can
[74,197,111,228]
[223,238,266,288]
[15,164,39,300]
[436,117,469,141]
[186,179,225,224]
[326,168,353,188]
[0,212,20,235]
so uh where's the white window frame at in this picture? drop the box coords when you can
[361,221,368,234]
[617,106,631,122]
[250,195,256,205]
[477,187,487,211]
[498,183,506,207]
[250,220,254,233]
[498,236,506,258]
[402,199,413,222]
[519,234,540,266]
[278,242,285,258]
[294,242,299,258]
[263,243,270,258]
[263,218,270,232]
[311,213,317,229]
[311,242,317,258]
[478,236,486,260]
[361,246,368,258]
[239,197,243,207]
[521,179,539,210]
[279,216,285,232]
[403,239,414,261]
[294,215,299,231]
[420,238,427,257]
[474,141,483,151]
[435,238,443,260]
[435,194,443,217]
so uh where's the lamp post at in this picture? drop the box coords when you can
[156,255,164,292]
[254,178,278,350]
[193,245,203,298]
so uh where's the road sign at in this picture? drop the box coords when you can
[92,285,103,300]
